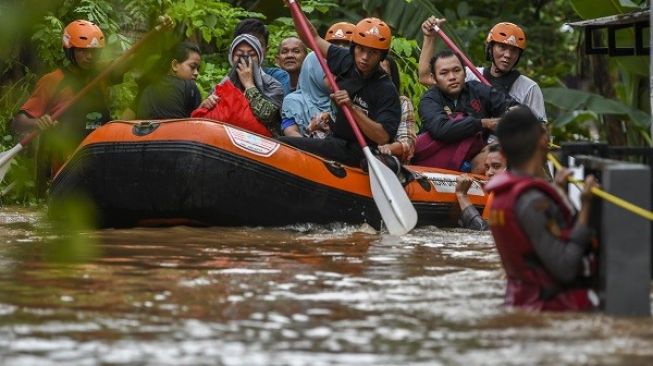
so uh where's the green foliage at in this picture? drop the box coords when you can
[0,73,39,204]
[44,194,100,262]
[544,87,652,144]
[195,55,231,98]
[31,16,65,71]
[296,0,339,14]
[389,37,426,129]
[166,0,260,47]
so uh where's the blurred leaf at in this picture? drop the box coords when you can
[570,0,625,19]
[543,87,651,128]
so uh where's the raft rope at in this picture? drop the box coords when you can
[547,152,653,221]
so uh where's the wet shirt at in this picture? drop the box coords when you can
[137,75,201,119]
[326,45,401,147]
[516,188,593,283]
[459,205,488,231]
[418,80,517,143]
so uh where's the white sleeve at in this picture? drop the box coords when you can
[521,83,547,122]
[464,66,483,83]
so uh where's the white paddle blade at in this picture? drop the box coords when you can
[364,148,417,236]
[0,144,23,183]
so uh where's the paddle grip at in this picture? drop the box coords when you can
[287,0,368,148]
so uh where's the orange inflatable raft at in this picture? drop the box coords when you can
[50,119,488,229]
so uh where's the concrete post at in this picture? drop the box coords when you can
[596,161,651,316]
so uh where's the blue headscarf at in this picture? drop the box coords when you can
[281,52,334,136]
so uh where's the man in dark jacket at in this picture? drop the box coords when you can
[416,49,517,171]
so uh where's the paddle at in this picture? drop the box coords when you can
[0,17,173,183]
[432,24,492,86]
[285,0,417,235]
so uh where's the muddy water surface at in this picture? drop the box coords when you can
[1,206,652,365]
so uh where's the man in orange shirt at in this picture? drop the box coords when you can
[12,20,111,193]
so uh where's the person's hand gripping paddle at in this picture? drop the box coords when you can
[285,0,417,235]
[0,16,174,183]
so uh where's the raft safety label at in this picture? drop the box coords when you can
[421,172,485,196]
[225,126,280,157]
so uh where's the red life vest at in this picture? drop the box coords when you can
[412,112,485,170]
[484,172,595,311]
[191,80,272,137]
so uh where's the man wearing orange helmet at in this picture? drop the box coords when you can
[418,18,547,122]
[280,8,401,167]
[12,19,111,193]
[324,22,355,48]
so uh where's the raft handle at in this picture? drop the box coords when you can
[322,161,347,178]
[132,121,160,136]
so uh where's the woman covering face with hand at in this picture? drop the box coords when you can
[193,34,284,137]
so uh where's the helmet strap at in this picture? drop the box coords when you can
[64,48,78,66]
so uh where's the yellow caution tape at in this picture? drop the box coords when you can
[547,153,653,221]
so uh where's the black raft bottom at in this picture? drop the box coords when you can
[49,141,458,229]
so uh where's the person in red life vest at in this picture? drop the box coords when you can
[454,143,506,230]
[279,11,401,167]
[485,106,599,311]
[413,49,518,171]
[11,19,112,195]
[192,34,284,137]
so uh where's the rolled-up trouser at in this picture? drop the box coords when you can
[278,136,364,168]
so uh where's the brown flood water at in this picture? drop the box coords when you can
[1,206,652,365]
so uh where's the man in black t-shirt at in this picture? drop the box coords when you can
[279,11,401,167]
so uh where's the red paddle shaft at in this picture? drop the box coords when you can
[433,25,491,87]
[286,0,368,148]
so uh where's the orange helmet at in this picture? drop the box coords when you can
[62,20,105,49]
[486,22,526,50]
[325,22,355,43]
[351,18,392,50]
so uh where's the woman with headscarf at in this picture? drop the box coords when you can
[281,52,334,138]
[192,34,284,137]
